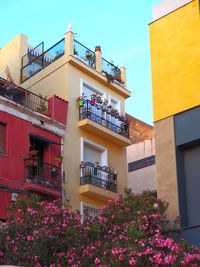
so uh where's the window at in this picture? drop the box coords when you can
[81,202,98,220]
[82,82,105,100]
[81,138,108,166]
[0,123,6,154]
[81,82,106,119]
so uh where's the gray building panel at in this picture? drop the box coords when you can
[174,106,200,146]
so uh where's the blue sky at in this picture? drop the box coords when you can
[0,0,161,125]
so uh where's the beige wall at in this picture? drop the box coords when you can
[155,117,179,222]
[127,138,156,194]
[0,34,28,84]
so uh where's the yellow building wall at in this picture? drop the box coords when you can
[0,34,28,84]
[150,0,200,122]
[22,55,128,210]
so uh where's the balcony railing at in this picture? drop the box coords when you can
[21,38,65,82]
[80,162,117,193]
[102,58,123,86]
[79,99,129,138]
[24,159,61,190]
[74,40,96,69]
[0,77,49,115]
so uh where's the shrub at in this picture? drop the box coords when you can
[0,190,200,266]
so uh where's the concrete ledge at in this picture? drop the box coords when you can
[80,184,118,201]
[78,119,131,147]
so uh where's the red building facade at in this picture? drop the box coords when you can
[0,77,68,220]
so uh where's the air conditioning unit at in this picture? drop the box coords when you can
[11,192,18,202]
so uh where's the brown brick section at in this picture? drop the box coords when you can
[126,113,154,144]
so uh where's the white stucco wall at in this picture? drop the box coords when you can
[152,0,192,21]
[127,138,157,194]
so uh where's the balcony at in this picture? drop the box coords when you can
[78,98,131,146]
[21,38,65,82]
[80,162,118,200]
[101,57,123,86]
[73,40,124,87]
[74,40,96,69]
[0,77,49,116]
[24,159,61,198]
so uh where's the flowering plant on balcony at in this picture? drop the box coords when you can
[111,109,118,116]
[96,96,102,104]
[106,105,112,114]
[90,94,96,105]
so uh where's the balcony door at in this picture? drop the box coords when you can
[82,83,105,120]
[84,143,102,165]
[82,139,108,182]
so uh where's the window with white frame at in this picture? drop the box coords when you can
[81,202,99,219]
[81,138,108,166]
[81,138,109,182]
[81,82,106,119]
[82,82,105,100]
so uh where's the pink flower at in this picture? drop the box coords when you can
[118,254,125,261]
[129,257,136,265]
[27,235,34,241]
[95,257,100,264]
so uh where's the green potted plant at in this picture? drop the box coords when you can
[77,96,84,107]
[85,171,92,183]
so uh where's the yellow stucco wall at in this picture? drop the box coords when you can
[21,53,128,210]
[0,34,28,84]
[150,0,200,122]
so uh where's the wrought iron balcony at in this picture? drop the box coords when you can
[21,38,65,82]
[80,162,117,193]
[24,159,61,191]
[0,77,49,115]
[79,99,129,138]
[73,40,124,87]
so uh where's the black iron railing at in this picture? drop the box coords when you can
[21,38,65,82]
[24,159,61,190]
[79,99,129,138]
[102,58,123,85]
[74,40,96,69]
[0,77,49,115]
[80,162,117,193]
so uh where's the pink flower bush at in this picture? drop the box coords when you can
[0,190,200,266]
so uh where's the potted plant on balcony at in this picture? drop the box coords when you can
[24,158,34,166]
[101,99,107,112]
[90,94,96,105]
[102,71,114,84]
[111,109,118,117]
[106,105,112,114]
[115,112,119,119]
[29,147,38,157]
[86,50,92,61]
[77,95,84,107]
[85,171,92,183]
